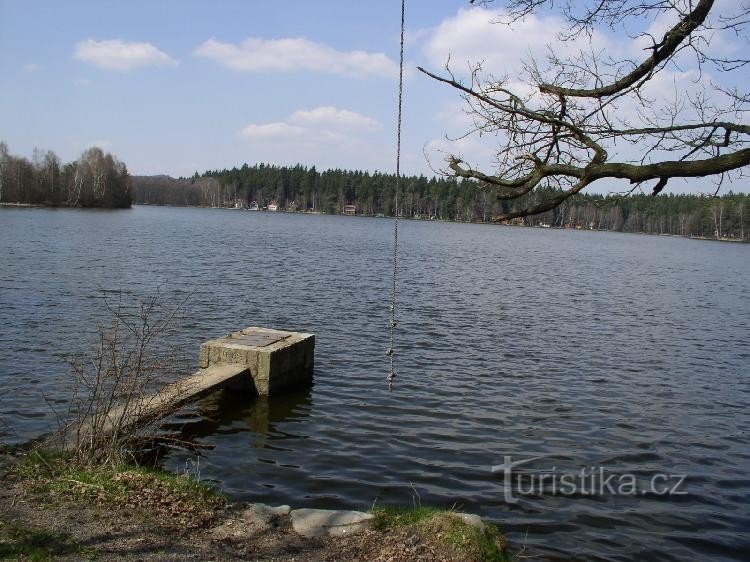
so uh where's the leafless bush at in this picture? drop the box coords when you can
[61,292,191,466]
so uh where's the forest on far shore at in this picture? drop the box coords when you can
[0,143,132,209]
[133,162,749,241]
[2,141,746,241]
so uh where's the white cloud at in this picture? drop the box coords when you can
[239,122,307,140]
[425,7,554,74]
[421,6,745,178]
[194,36,397,78]
[423,7,609,79]
[234,107,393,174]
[418,8,606,178]
[23,63,40,72]
[74,39,178,71]
[239,106,381,143]
[420,7,698,166]
[288,106,381,132]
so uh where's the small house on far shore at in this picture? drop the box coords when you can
[343,204,356,216]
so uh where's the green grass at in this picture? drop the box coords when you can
[370,505,441,528]
[430,513,508,562]
[2,451,226,559]
[16,450,224,509]
[369,505,509,562]
[0,523,90,561]
[126,464,223,504]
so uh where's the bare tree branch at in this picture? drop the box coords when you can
[421,0,750,218]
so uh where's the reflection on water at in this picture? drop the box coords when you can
[1,206,749,561]
[162,383,313,450]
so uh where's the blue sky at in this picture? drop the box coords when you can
[1,0,747,194]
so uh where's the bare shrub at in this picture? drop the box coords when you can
[61,292,191,466]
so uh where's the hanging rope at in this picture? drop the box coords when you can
[387,0,406,390]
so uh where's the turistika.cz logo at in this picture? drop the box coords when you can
[491,455,688,504]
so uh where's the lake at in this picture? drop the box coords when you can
[1,205,748,560]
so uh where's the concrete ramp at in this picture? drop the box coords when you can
[140,363,252,417]
[60,364,250,451]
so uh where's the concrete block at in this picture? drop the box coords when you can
[199,327,314,396]
[290,508,375,537]
[450,512,486,530]
[243,503,291,527]
[210,503,291,538]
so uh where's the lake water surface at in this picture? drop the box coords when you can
[1,206,748,560]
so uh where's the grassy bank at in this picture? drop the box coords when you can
[15,451,225,526]
[1,450,510,561]
[1,451,226,560]
[371,505,509,562]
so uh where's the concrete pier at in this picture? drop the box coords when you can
[59,327,314,450]
[199,327,315,395]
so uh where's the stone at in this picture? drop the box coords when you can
[211,503,291,538]
[450,512,485,530]
[290,508,375,538]
[243,503,291,526]
[199,327,315,396]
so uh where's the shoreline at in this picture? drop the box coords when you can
[0,452,508,561]
[138,203,750,243]
[4,201,747,243]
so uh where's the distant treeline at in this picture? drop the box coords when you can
[0,143,132,208]
[133,162,749,240]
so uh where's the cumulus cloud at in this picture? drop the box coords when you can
[239,106,382,142]
[288,106,381,132]
[423,7,609,77]
[421,7,728,173]
[239,122,307,140]
[235,107,393,173]
[74,39,178,71]
[425,7,551,73]
[630,3,743,78]
[194,37,397,77]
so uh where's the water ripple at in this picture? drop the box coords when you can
[1,206,749,560]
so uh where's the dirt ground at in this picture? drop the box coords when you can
[0,456,478,561]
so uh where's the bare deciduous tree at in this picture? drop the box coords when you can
[61,293,191,466]
[420,0,750,219]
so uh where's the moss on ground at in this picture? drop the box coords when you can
[370,505,509,561]
[0,522,90,561]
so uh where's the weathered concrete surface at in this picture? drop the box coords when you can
[54,327,314,451]
[200,327,315,395]
[290,508,375,538]
[58,364,250,451]
[211,503,291,537]
[245,503,291,525]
